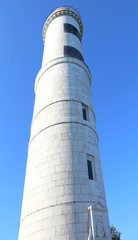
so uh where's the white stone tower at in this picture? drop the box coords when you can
[18,6,111,240]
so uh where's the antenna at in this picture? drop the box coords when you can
[75,8,80,14]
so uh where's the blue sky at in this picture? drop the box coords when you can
[0,0,138,239]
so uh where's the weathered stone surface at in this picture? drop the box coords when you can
[18,6,111,240]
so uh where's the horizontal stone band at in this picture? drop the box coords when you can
[35,57,92,93]
[29,121,99,149]
[31,99,96,126]
[20,200,98,223]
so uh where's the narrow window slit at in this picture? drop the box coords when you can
[87,154,96,181]
[82,104,89,121]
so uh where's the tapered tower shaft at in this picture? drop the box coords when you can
[18,6,111,240]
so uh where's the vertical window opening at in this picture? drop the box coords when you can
[83,108,87,120]
[82,104,89,121]
[87,154,96,181]
[87,160,93,180]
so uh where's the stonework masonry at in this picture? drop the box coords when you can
[18,6,111,240]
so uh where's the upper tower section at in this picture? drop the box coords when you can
[42,6,84,67]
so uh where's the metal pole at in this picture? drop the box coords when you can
[88,206,95,240]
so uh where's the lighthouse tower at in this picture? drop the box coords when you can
[18,6,111,240]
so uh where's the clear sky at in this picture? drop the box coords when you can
[0,0,138,239]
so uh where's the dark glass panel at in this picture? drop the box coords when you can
[64,23,81,41]
[64,45,84,62]
[87,160,93,180]
[82,108,87,120]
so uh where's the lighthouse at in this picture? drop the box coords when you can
[18,6,111,240]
